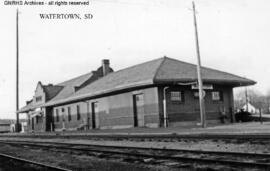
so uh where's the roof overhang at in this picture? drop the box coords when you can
[42,80,154,107]
[29,110,43,118]
[17,103,45,114]
[154,78,256,87]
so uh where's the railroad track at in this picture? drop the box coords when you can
[1,133,270,144]
[0,139,270,170]
[0,152,71,171]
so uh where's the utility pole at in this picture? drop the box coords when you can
[192,1,206,128]
[15,9,20,132]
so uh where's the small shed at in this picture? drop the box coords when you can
[0,120,12,133]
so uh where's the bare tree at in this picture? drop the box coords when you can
[266,89,270,113]
[234,88,269,114]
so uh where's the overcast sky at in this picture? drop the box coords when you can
[0,0,269,119]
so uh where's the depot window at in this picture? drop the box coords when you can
[68,107,71,121]
[212,91,223,101]
[55,109,59,122]
[77,105,81,120]
[170,91,183,102]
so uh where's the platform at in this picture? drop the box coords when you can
[9,122,270,136]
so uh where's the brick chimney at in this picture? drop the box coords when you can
[102,59,110,76]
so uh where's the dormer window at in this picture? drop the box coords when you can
[35,96,42,102]
[73,86,80,92]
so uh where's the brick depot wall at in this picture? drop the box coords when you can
[53,87,160,131]
[53,102,88,131]
[27,107,47,132]
[158,85,234,126]
[28,116,45,132]
[27,83,47,132]
[33,83,46,106]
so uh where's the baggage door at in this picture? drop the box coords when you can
[133,94,145,127]
[91,102,99,129]
[31,118,34,130]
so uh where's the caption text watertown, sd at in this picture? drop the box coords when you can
[4,1,93,20]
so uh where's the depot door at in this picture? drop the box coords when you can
[133,94,145,127]
[91,102,99,129]
[31,118,34,130]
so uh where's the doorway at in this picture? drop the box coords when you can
[133,94,145,127]
[91,102,99,129]
[31,118,34,130]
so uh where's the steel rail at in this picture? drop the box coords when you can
[0,140,270,169]
[1,133,270,141]
[0,152,72,171]
[0,139,270,158]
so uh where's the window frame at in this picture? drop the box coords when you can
[212,91,223,101]
[170,91,184,103]
[35,96,42,102]
[55,109,59,122]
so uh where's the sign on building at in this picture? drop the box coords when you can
[191,84,213,90]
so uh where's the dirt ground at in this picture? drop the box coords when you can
[0,122,269,170]
[0,144,178,171]
[3,122,270,153]
[18,121,270,135]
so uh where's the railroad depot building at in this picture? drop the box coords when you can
[18,57,255,132]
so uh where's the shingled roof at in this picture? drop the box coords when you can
[18,101,33,113]
[18,72,95,113]
[154,57,255,85]
[43,85,64,101]
[43,57,255,107]
[51,72,94,101]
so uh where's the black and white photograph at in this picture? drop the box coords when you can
[0,0,270,170]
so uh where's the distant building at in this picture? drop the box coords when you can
[10,119,27,133]
[242,102,259,114]
[18,57,256,132]
[0,120,12,133]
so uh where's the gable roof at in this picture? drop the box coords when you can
[154,57,255,85]
[44,58,164,106]
[43,85,63,101]
[51,72,94,102]
[43,57,255,107]
[18,82,63,113]
[18,101,33,113]
[18,72,95,113]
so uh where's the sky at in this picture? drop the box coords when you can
[0,0,269,119]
